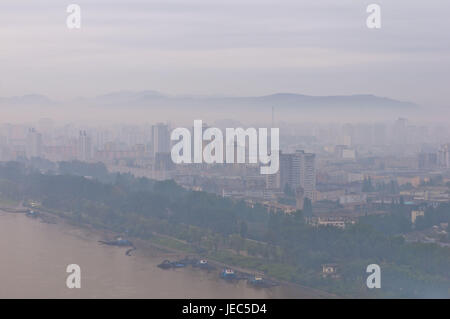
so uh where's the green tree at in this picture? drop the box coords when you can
[239,221,248,238]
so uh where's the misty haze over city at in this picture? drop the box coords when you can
[1,0,450,123]
[0,0,450,301]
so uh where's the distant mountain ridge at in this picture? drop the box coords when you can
[0,94,57,106]
[0,91,418,110]
[87,91,418,110]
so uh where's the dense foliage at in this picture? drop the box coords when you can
[0,161,449,298]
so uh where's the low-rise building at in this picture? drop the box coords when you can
[411,210,425,224]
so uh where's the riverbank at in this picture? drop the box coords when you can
[0,203,333,298]
[144,233,336,298]
[2,211,309,298]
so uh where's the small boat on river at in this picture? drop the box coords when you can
[220,268,237,280]
[99,236,134,247]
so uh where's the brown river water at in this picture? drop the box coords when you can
[0,211,324,298]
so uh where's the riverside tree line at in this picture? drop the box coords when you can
[0,160,449,298]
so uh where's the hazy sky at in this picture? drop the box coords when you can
[1,0,449,109]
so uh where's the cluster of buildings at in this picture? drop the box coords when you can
[0,121,174,177]
[1,117,450,231]
[417,144,450,169]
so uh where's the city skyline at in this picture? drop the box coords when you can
[1,0,450,301]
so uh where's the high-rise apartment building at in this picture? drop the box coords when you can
[26,128,42,158]
[392,118,408,145]
[418,152,438,169]
[268,150,316,201]
[295,150,316,201]
[151,123,170,157]
[438,144,450,169]
[78,130,92,161]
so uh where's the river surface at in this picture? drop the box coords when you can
[0,211,323,298]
